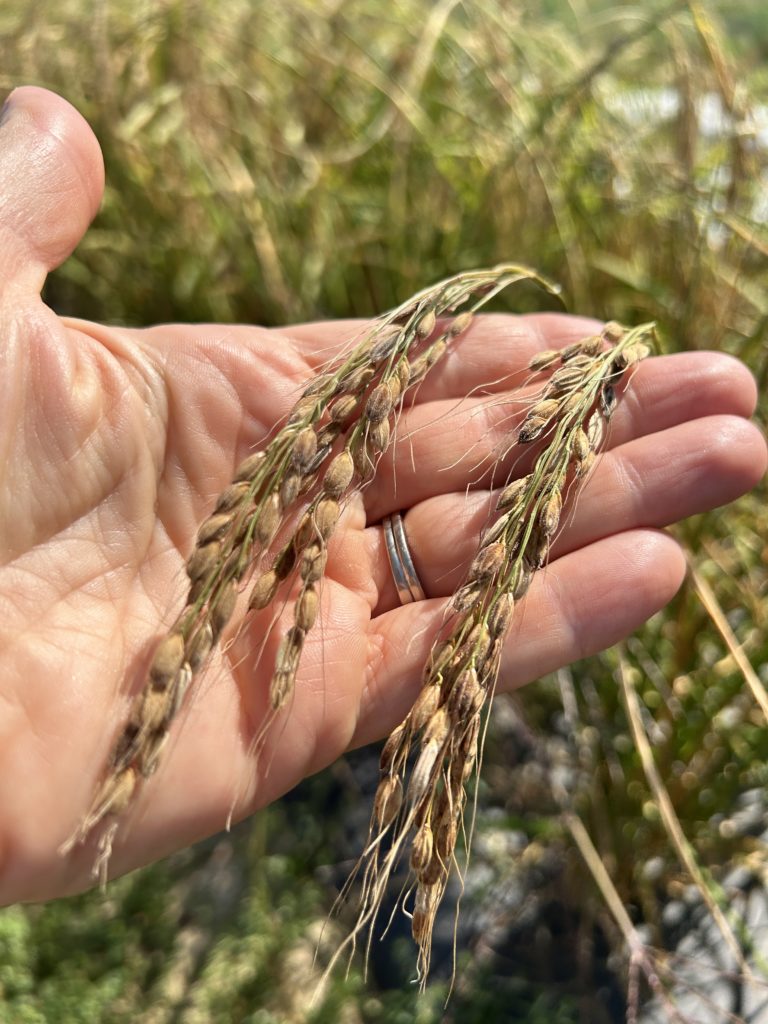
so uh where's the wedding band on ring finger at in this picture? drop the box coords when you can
[382,512,426,605]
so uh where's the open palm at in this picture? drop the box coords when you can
[0,87,764,904]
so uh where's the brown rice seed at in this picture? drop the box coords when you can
[452,583,481,613]
[448,311,473,337]
[323,450,355,498]
[469,542,506,582]
[149,633,186,691]
[581,335,605,357]
[276,625,305,676]
[488,593,515,638]
[435,816,458,861]
[379,723,406,773]
[528,348,560,372]
[280,471,302,508]
[602,321,624,344]
[315,497,341,541]
[529,398,560,420]
[518,415,548,444]
[369,418,391,454]
[549,363,589,392]
[186,541,222,584]
[300,543,327,583]
[345,365,376,395]
[329,394,359,423]
[423,706,451,746]
[364,382,395,423]
[187,622,214,670]
[110,721,140,770]
[497,475,530,511]
[140,688,172,734]
[287,396,317,425]
[417,308,437,340]
[197,512,235,545]
[447,667,482,722]
[395,358,411,391]
[249,569,279,611]
[481,514,511,548]
[369,326,402,364]
[410,824,434,874]
[539,490,562,538]
[215,480,251,513]
[374,775,403,827]
[233,451,266,483]
[295,587,319,631]
[254,493,281,546]
[514,563,533,599]
[210,581,238,640]
[291,427,318,473]
[410,684,442,731]
[560,339,586,362]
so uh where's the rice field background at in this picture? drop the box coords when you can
[0,1,766,1021]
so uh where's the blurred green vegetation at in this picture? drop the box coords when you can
[0,0,766,1021]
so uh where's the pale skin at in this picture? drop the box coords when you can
[0,86,764,905]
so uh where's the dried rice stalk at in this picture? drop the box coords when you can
[62,263,558,874]
[328,320,653,985]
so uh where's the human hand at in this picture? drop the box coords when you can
[0,86,764,903]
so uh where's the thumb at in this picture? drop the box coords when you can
[0,86,105,295]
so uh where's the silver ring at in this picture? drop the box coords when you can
[382,512,426,605]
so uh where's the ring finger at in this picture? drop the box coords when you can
[359,412,764,615]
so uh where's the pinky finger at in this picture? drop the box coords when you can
[355,529,686,748]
